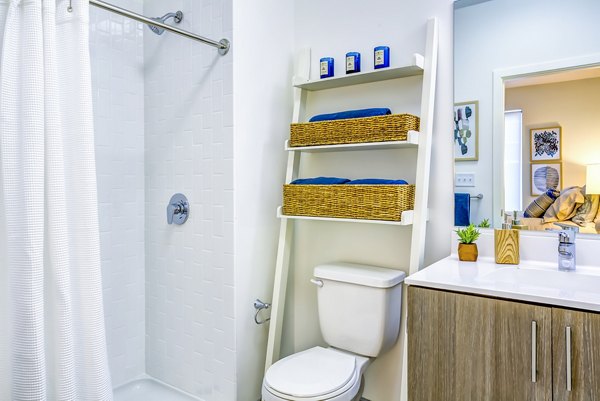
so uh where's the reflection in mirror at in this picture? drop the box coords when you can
[453,0,600,235]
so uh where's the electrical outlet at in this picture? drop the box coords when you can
[455,173,475,187]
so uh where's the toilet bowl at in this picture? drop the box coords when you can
[262,263,405,401]
[262,347,370,401]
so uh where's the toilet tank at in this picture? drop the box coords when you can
[313,262,406,357]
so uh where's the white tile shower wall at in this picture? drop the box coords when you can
[89,0,146,388]
[143,0,234,399]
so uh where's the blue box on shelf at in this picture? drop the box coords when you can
[345,52,361,74]
[374,46,390,69]
[320,57,334,79]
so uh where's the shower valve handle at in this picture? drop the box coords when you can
[167,203,182,223]
[166,194,189,225]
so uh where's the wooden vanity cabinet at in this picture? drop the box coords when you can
[407,286,552,401]
[408,286,600,401]
[552,308,600,401]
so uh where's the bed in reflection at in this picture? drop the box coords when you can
[521,186,600,234]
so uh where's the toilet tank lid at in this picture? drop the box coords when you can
[314,262,406,288]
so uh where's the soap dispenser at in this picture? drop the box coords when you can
[494,210,520,265]
[556,223,578,272]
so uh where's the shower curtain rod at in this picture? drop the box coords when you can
[88,0,230,55]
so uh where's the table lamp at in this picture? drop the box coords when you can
[586,164,600,194]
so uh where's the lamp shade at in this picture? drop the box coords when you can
[586,164,600,194]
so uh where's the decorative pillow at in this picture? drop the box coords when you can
[595,199,600,224]
[572,194,600,226]
[543,186,585,223]
[523,189,560,218]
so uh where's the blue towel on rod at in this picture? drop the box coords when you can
[346,179,408,185]
[309,108,391,122]
[454,193,471,226]
[291,177,350,185]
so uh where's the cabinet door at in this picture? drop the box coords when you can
[408,287,552,401]
[553,308,600,400]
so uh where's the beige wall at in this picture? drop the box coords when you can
[506,77,600,207]
[231,1,454,399]
[285,2,455,401]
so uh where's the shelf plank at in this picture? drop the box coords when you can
[277,206,415,226]
[294,54,424,91]
[285,131,419,153]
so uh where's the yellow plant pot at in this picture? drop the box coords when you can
[458,243,478,262]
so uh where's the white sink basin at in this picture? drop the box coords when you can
[405,257,600,312]
[478,267,600,294]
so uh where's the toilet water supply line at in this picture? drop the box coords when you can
[254,299,271,325]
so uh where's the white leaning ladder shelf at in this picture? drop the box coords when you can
[264,17,439,396]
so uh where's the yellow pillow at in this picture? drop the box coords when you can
[543,186,585,223]
[572,194,600,225]
[595,199,600,224]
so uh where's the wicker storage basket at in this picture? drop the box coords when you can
[282,184,415,221]
[290,114,420,147]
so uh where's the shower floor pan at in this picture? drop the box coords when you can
[114,377,202,401]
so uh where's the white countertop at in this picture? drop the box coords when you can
[405,256,600,312]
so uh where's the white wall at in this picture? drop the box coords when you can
[286,2,454,401]
[506,77,600,206]
[143,0,235,399]
[454,0,600,224]
[90,0,146,387]
[232,0,294,399]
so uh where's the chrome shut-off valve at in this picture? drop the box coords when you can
[167,193,189,225]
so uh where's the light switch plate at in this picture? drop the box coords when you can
[455,173,475,187]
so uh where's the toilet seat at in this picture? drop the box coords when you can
[262,347,365,401]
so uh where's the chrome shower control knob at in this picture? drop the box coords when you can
[167,193,189,225]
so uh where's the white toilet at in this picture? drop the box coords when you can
[262,262,406,401]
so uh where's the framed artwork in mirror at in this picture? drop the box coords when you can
[530,126,562,162]
[454,101,479,161]
[530,162,562,196]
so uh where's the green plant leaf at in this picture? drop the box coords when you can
[455,223,481,244]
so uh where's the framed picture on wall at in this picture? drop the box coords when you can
[530,163,562,196]
[530,126,562,162]
[454,101,479,161]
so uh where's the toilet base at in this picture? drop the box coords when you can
[262,348,370,401]
[262,375,363,401]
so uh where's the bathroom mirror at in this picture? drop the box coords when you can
[453,0,600,235]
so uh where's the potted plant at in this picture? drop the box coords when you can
[455,224,481,262]
[478,218,491,228]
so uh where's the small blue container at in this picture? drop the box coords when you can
[345,52,361,74]
[320,57,334,79]
[374,46,390,69]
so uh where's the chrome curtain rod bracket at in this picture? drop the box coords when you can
[89,0,231,55]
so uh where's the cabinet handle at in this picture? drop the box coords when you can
[566,326,572,392]
[531,321,537,383]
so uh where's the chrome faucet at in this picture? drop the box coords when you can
[556,223,578,272]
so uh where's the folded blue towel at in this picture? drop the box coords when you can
[454,193,471,226]
[309,108,391,122]
[346,179,408,185]
[291,177,350,185]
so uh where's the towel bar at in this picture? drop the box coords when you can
[470,193,483,200]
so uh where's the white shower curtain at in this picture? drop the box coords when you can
[0,0,113,399]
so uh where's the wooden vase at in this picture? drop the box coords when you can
[458,243,478,262]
